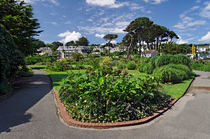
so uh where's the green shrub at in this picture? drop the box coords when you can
[59,68,171,123]
[127,62,137,70]
[46,61,72,71]
[25,56,42,65]
[153,64,191,84]
[100,57,113,68]
[154,54,191,68]
[25,55,56,65]
[0,24,25,94]
[71,53,84,62]
[192,62,210,72]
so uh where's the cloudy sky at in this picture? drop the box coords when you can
[25,0,210,45]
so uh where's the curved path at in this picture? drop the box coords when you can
[1,69,210,139]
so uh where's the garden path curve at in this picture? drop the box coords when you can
[0,69,210,139]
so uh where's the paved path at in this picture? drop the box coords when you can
[0,69,210,139]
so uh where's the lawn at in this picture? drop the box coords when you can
[29,65,193,99]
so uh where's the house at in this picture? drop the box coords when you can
[37,47,52,55]
[196,45,210,52]
[142,50,159,58]
[57,46,92,58]
[92,46,104,55]
[110,47,121,53]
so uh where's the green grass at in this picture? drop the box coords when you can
[43,69,86,90]
[29,64,193,99]
[159,79,193,99]
[28,65,46,69]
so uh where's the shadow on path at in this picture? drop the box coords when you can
[0,70,51,133]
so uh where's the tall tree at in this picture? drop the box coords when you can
[0,0,42,56]
[75,36,89,46]
[31,39,45,54]
[103,34,118,57]
[66,41,76,46]
[51,41,63,51]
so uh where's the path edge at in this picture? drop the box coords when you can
[45,70,194,129]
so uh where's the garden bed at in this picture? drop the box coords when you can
[53,88,177,129]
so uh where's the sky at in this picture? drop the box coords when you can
[24,0,210,45]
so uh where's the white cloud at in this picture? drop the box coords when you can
[78,14,133,35]
[24,0,59,5]
[144,0,167,4]
[176,36,189,44]
[58,30,82,44]
[79,26,125,34]
[64,21,71,24]
[95,34,105,38]
[199,31,210,42]
[85,0,128,8]
[200,2,210,18]
[111,40,117,44]
[51,22,57,25]
[174,15,206,29]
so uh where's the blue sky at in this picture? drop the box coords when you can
[25,0,210,45]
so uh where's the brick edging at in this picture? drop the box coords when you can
[45,69,194,129]
[53,88,177,129]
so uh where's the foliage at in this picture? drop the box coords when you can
[153,64,192,84]
[75,36,89,46]
[124,17,179,58]
[25,55,56,65]
[103,34,118,57]
[71,53,84,62]
[191,62,210,72]
[161,42,191,54]
[0,0,42,56]
[51,41,63,52]
[127,62,137,70]
[154,54,191,68]
[66,41,76,46]
[59,68,171,122]
[0,24,25,94]
[100,57,113,68]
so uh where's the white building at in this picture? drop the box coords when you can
[57,46,92,58]
[142,50,159,58]
[37,47,52,55]
[196,45,210,52]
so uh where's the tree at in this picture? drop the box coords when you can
[0,0,42,56]
[103,34,118,57]
[31,39,45,54]
[124,17,179,57]
[51,41,63,52]
[75,37,89,46]
[66,41,76,46]
[0,24,25,93]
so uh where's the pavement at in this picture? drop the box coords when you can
[0,69,210,139]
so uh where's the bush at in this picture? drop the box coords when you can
[127,62,137,70]
[192,62,210,72]
[154,54,191,68]
[100,57,113,68]
[25,55,56,65]
[153,64,191,84]
[46,61,72,71]
[71,53,84,62]
[25,56,42,65]
[0,24,25,94]
[59,68,171,123]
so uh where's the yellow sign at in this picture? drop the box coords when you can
[192,44,195,55]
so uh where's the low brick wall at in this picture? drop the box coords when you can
[53,89,177,129]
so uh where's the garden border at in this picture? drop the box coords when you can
[45,69,194,129]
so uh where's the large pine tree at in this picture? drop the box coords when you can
[0,0,42,56]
